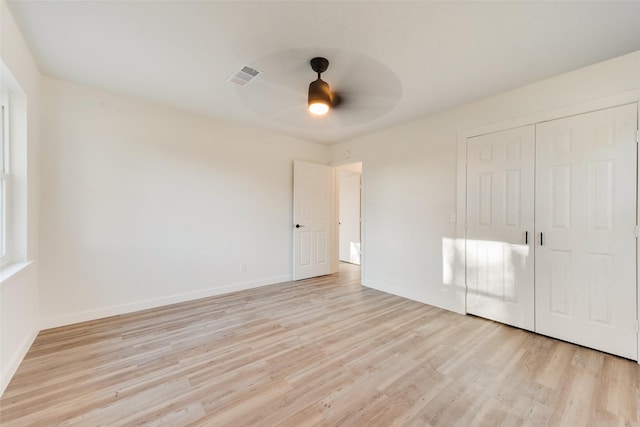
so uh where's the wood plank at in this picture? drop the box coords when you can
[1,263,638,426]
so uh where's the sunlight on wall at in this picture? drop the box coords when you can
[466,239,529,301]
[442,237,465,287]
[443,237,530,300]
[349,241,361,265]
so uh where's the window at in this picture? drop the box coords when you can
[0,94,8,265]
[0,62,27,271]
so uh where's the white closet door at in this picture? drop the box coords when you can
[535,104,638,360]
[466,125,535,331]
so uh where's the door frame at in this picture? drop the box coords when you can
[331,158,365,283]
[456,88,640,363]
[636,100,640,363]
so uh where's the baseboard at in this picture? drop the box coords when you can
[40,275,292,330]
[0,320,39,397]
[362,279,465,315]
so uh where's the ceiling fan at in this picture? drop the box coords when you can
[307,57,341,116]
[234,48,402,128]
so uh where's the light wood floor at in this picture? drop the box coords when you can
[1,263,639,426]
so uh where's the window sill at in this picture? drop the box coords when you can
[0,260,34,287]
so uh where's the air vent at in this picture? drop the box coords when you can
[227,65,260,86]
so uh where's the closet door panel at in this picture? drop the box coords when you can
[535,103,638,360]
[466,125,535,331]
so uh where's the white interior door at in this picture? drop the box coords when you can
[466,125,535,331]
[535,104,638,360]
[293,160,332,280]
[339,170,361,264]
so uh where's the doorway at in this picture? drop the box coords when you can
[291,159,363,281]
[337,162,362,267]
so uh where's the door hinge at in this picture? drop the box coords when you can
[636,320,639,334]
[635,225,640,238]
[636,130,640,143]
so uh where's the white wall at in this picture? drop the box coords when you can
[39,77,329,328]
[330,50,640,314]
[0,0,41,396]
[4,0,640,393]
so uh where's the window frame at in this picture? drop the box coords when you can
[0,92,9,266]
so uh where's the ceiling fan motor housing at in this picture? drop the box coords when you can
[308,78,332,105]
[310,57,329,74]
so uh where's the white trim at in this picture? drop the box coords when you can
[331,166,338,274]
[40,275,292,330]
[456,128,467,314]
[330,155,364,168]
[331,158,365,285]
[459,89,640,141]
[360,163,366,286]
[0,319,38,397]
[637,101,640,364]
[0,95,9,265]
[0,260,34,287]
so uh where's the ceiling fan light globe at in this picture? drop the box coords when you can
[309,102,330,115]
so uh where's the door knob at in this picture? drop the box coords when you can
[295,224,304,228]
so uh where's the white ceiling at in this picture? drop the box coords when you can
[7,1,640,145]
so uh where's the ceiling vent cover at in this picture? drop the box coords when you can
[227,66,260,86]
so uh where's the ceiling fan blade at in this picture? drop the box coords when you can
[236,48,403,128]
[332,93,398,109]
[262,103,307,120]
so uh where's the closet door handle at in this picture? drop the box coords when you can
[525,231,529,245]
[540,232,544,246]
